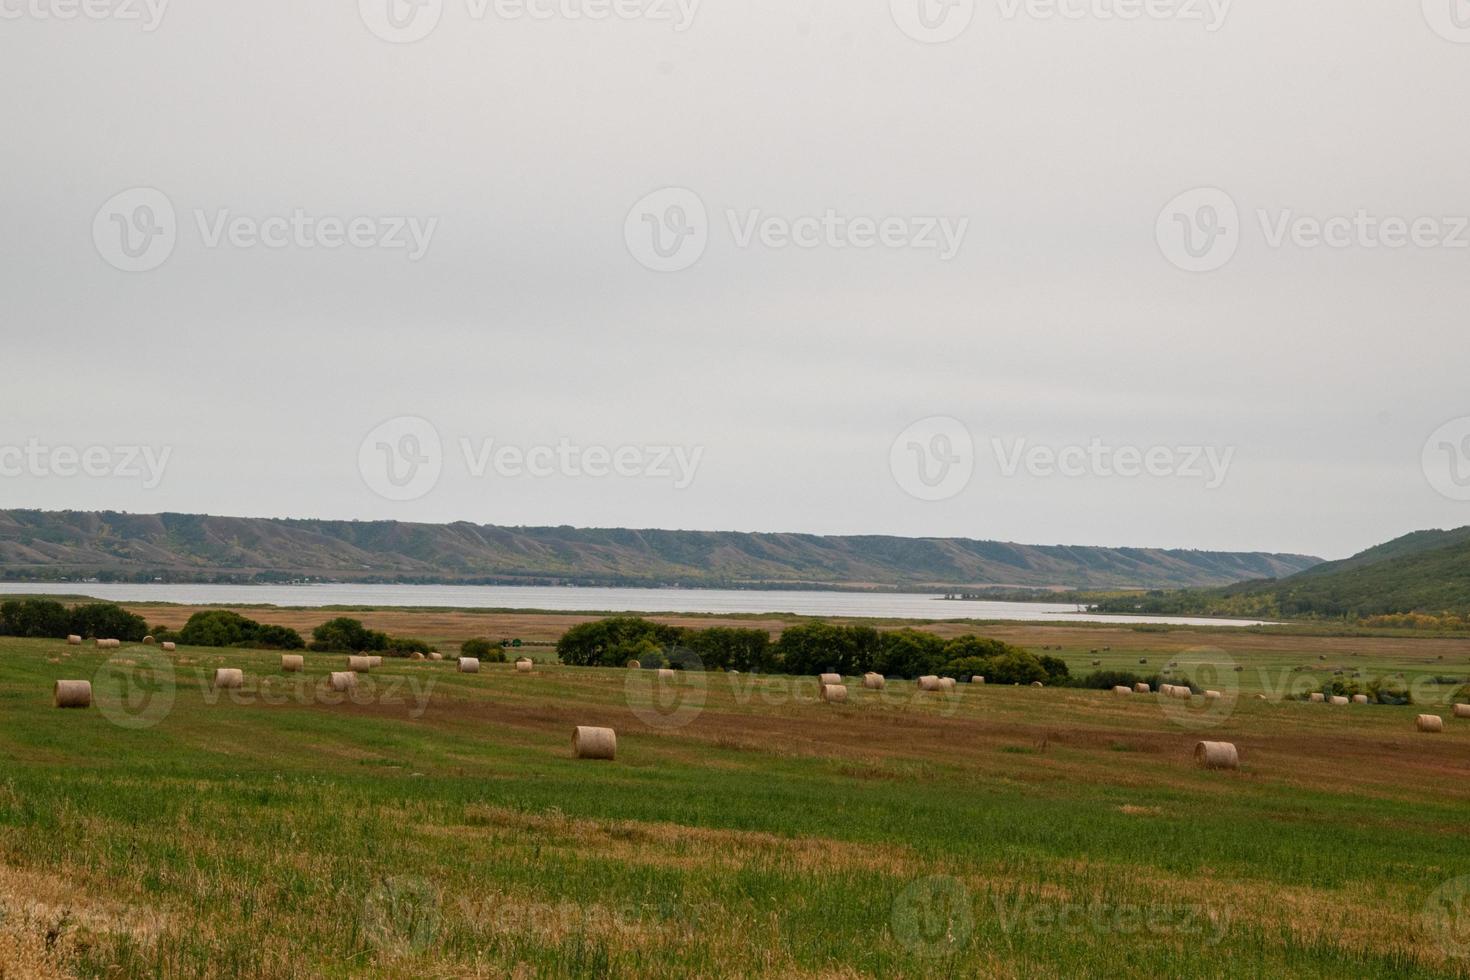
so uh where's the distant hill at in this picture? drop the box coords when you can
[0,510,1321,591]
[1090,527,1470,621]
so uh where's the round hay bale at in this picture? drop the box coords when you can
[1139,658,1148,665]
[516,660,534,673]
[1091,659,1101,666]
[863,673,886,690]
[1134,683,1150,694]
[1030,681,1043,688]
[1309,693,1325,703]
[94,638,106,649]
[970,675,985,685]
[411,652,425,661]
[1204,690,1223,701]
[821,684,849,704]
[818,673,842,686]
[657,668,675,681]
[1454,703,1470,719]
[348,656,374,673]
[940,678,957,691]
[281,655,304,672]
[917,676,941,692]
[627,660,641,670]
[428,651,443,661]
[367,656,383,668]
[161,641,176,652]
[1194,741,1239,770]
[1352,694,1369,705]
[1113,685,1132,696]
[572,726,617,761]
[54,680,92,708]
[1329,695,1349,706]
[66,635,82,646]
[213,668,244,690]
[1417,714,1444,733]
[327,671,357,692]
[143,635,156,645]
[1171,686,1191,700]
[459,658,481,674]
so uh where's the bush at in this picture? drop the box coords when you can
[1066,670,1159,691]
[874,629,947,679]
[68,603,149,642]
[460,638,507,661]
[0,599,72,638]
[684,627,773,672]
[311,617,389,653]
[775,623,882,676]
[384,636,433,658]
[175,611,304,649]
[556,617,683,667]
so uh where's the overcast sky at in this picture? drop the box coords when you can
[3,0,1468,561]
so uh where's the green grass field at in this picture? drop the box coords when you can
[4,634,1470,978]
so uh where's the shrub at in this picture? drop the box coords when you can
[556,617,684,667]
[68,603,149,642]
[775,623,882,676]
[174,611,304,649]
[1066,670,1159,691]
[0,599,72,638]
[311,617,389,653]
[684,627,773,672]
[874,629,947,679]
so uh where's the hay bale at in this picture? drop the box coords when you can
[281,655,304,672]
[428,652,443,661]
[572,726,617,761]
[1454,703,1470,719]
[819,673,842,686]
[863,673,886,690]
[1170,686,1191,700]
[1030,681,1043,688]
[1353,694,1369,705]
[940,678,957,691]
[348,656,374,673]
[66,635,82,646]
[821,684,849,704]
[213,668,244,690]
[54,680,92,708]
[1134,683,1150,694]
[367,656,383,668]
[411,652,425,661]
[1195,741,1239,770]
[970,675,985,685]
[1329,695,1349,706]
[657,668,675,681]
[161,641,176,652]
[143,635,156,645]
[1418,714,1444,733]
[327,671,357,692]
[1113,685,1132,696]
[516,660,534,673]
[1091,660,1101,666]
[1204,690,1222,701]
[459,658,481,674]
[917,675,942,692]
[1309,693,1325,703]
[627,660,641,669]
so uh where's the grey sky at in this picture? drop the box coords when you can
[3,0,1468,561]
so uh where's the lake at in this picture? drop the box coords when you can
[0,582,1270,627]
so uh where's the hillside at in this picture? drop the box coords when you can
[0,510,1320,591]
[1090,527,1470,621]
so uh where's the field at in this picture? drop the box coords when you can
[3,609,1470,978]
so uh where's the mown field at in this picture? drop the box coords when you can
[3,622,1470,978]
